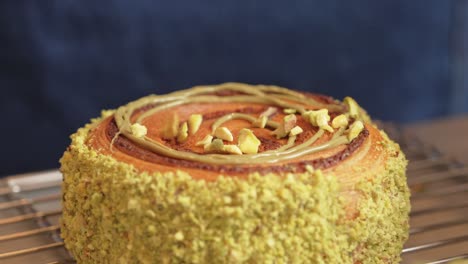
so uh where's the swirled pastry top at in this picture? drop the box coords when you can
[86,83,384,181]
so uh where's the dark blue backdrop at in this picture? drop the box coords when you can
[1,1,466,176]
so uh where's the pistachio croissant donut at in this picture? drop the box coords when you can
[60,83,409,264]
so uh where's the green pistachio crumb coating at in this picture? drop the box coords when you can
[60,114,409,264]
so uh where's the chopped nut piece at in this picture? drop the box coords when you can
[162,114,179,139]
[195,135,213,147]
[306,109,334,132]
[127,199,139,210]
[314,169,323,177]
[348,120,364,141]
[177,122,188,143]
[130,123,147,138]
[266,237,275,247]
[204,140,242,155]
[344,96,360,118]
[272,114,297,139]
[174,231,184,241]
[238,128,261,154]
[305,165,314,173]
[289,126,303,136]
[331,114,349,128]
[178,196,191,207]
[147,225,156,234]
[283,108,297,114]
[316,114,333,132]
[223,196,232,204]
[188,114,203,135]
[252,116,268,128]
[214,127,234,142]
[283,114,297,133]
[205,138,225,152]
[223,145,243,155]
[260,107,278,118]
[279,189,290,199]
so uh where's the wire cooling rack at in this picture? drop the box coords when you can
[0,126,467,264]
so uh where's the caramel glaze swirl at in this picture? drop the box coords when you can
[87,83,376,180]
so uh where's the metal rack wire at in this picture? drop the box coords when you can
[0,126,467,264]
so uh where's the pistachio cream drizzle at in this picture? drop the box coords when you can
[112,83,363,165]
